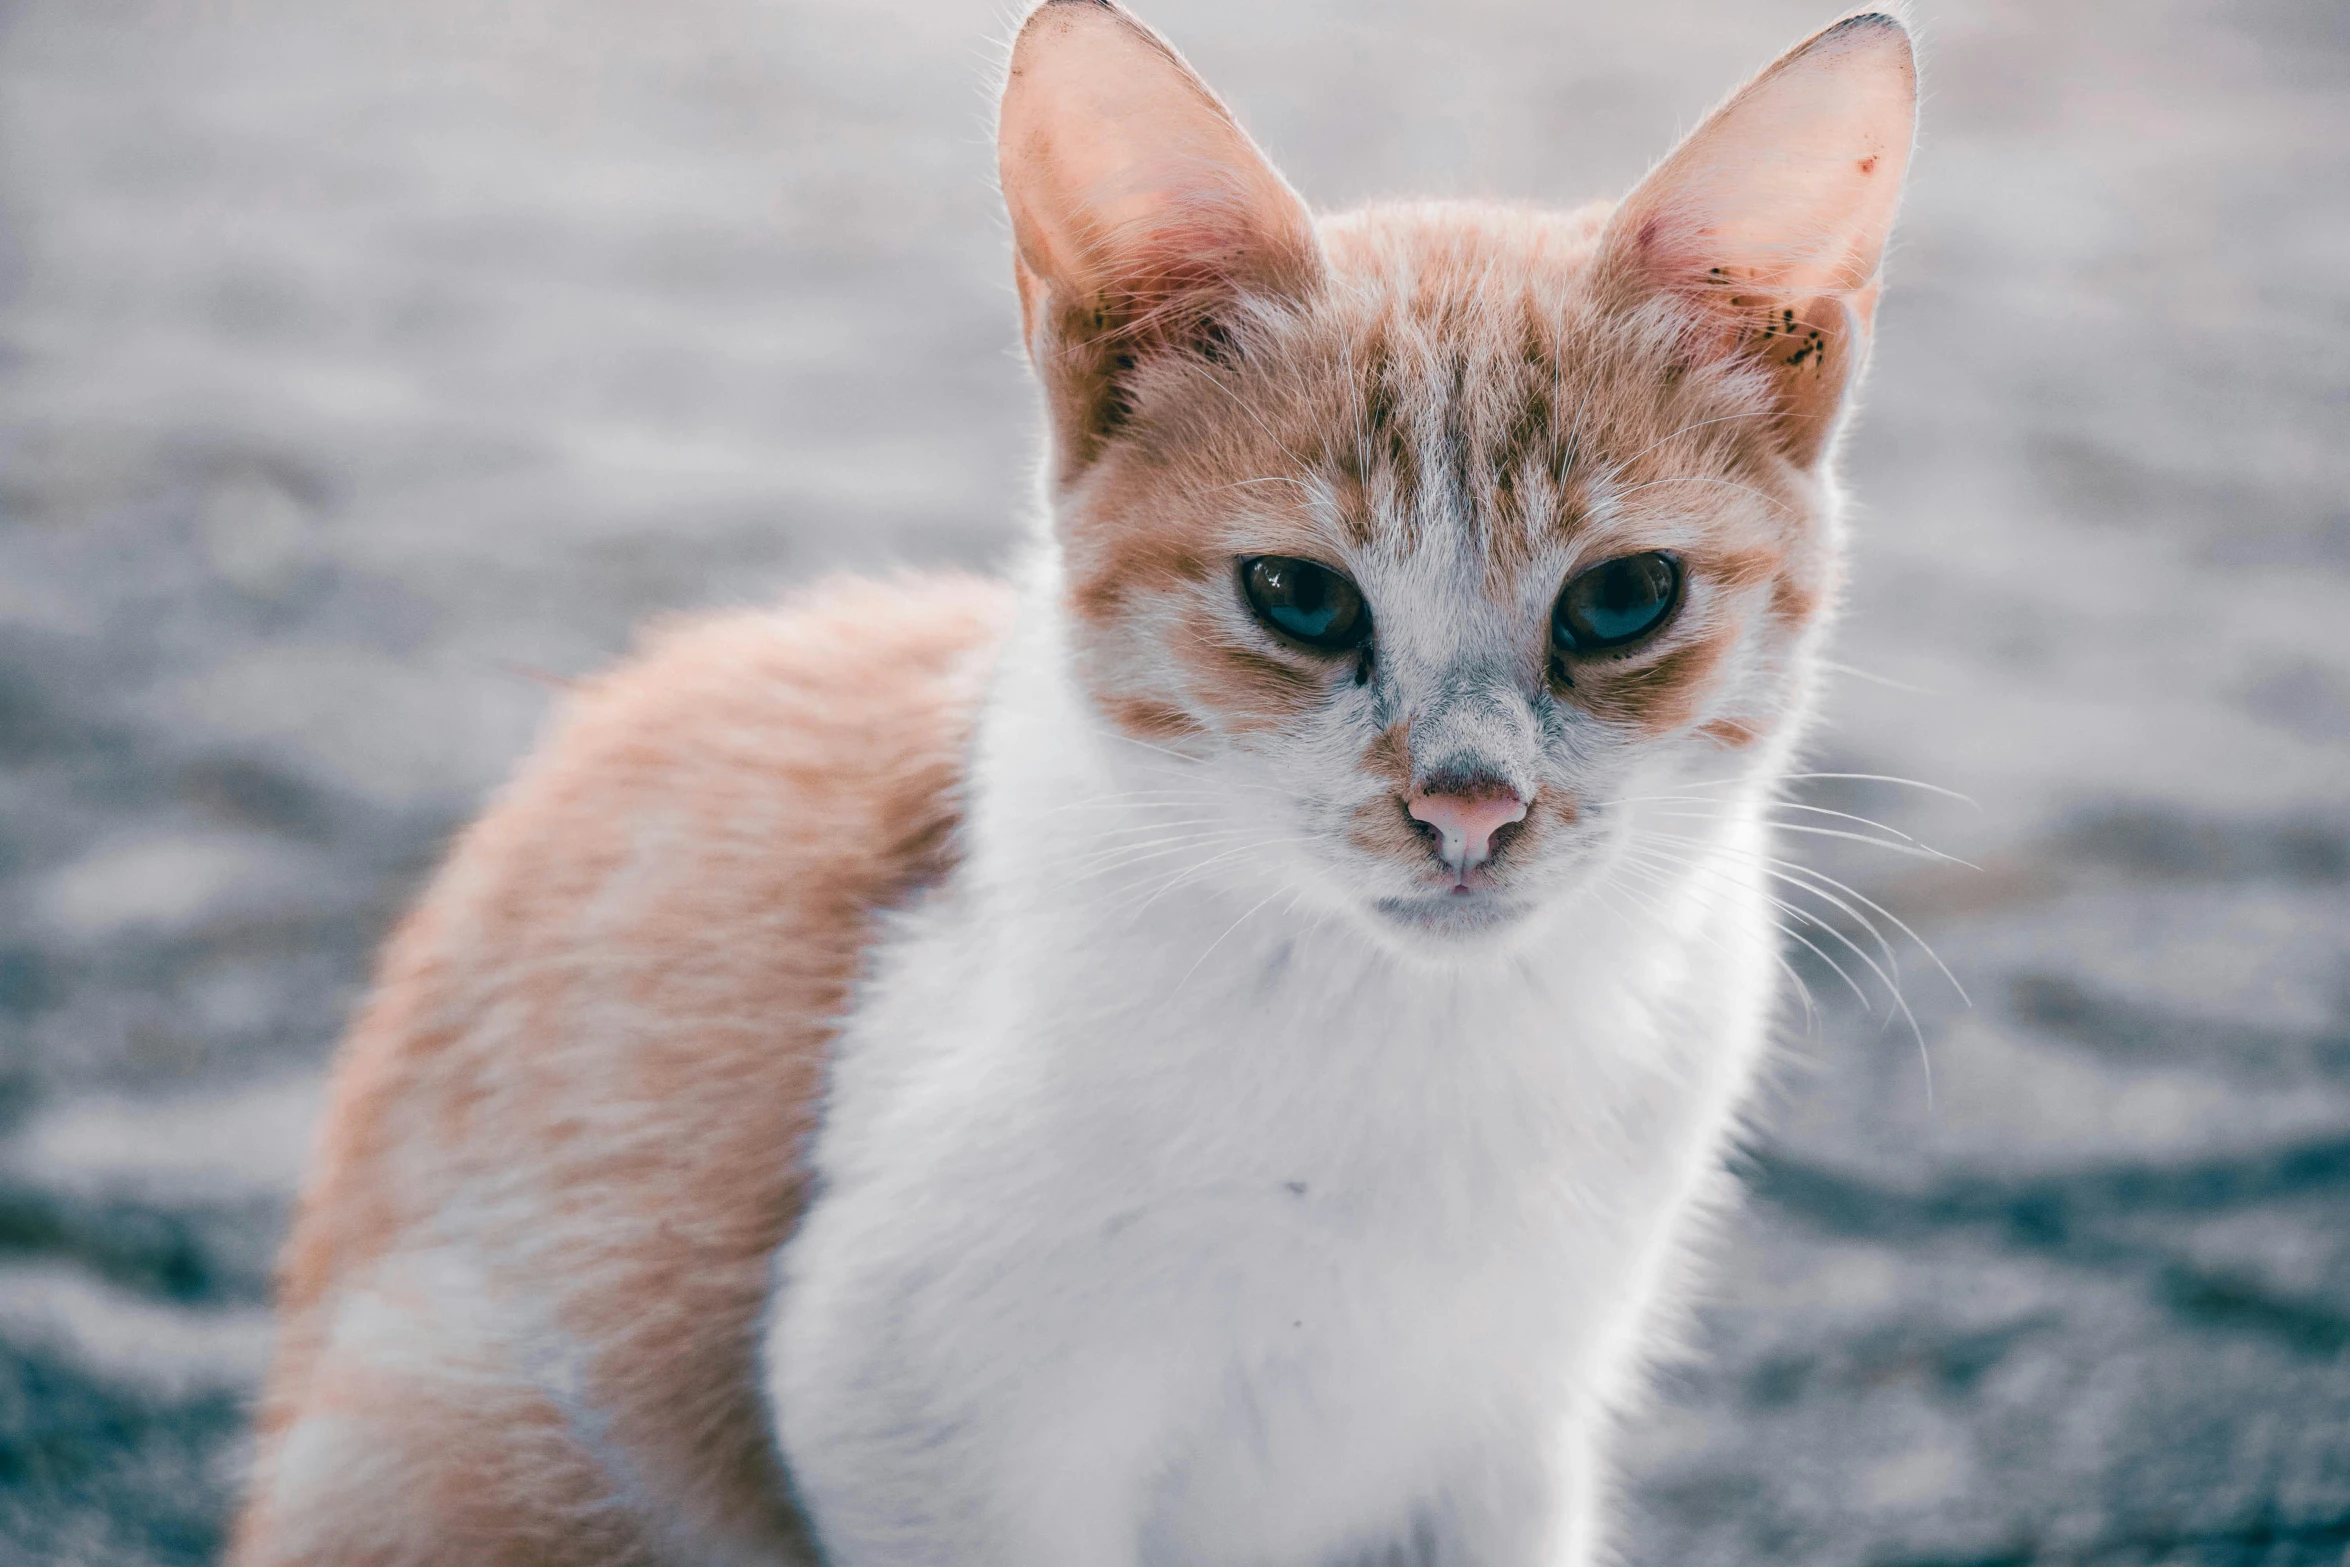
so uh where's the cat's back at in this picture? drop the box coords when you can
[234,572,1013,1567]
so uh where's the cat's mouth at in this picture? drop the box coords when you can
[1370,886,1534,940]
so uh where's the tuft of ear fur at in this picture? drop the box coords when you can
[1000,0,1324,478]
[1600,12,1917,467]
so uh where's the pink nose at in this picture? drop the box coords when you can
[1407,789,1529,873]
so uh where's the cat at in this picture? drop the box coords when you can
[231,3,1915,1564]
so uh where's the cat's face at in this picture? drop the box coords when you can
[1001,2,1913,952]
[1056,209,1834,946]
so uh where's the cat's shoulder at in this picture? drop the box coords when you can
[476,570,1018,904]
[279,570,1015,1315]
[533,570,1015,833]
[244,573,1012,1563]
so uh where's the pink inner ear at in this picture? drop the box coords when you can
[1000,2,1319,318]
[1612,15,1915,303]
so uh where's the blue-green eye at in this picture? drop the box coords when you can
[1241,557,1370,652]
[1552,551,1682,653]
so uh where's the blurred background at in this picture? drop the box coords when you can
[0,0,2344,1560]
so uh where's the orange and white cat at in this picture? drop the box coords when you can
[232,4,1916,1563]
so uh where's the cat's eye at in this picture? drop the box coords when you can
[1240,557,1370,653]
[1551,551,1683,655]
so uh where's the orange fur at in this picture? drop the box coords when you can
[234,576,1013,1566]
[237,3,1914,1554]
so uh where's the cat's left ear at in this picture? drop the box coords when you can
[1600,12,1917,468]
[1000,1,1324,479]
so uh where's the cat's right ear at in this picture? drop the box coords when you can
[1000,1,1323,478]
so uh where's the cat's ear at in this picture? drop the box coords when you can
[1600,12,1916,468]
[1000,0,1323,476]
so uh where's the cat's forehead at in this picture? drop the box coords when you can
[1117,200,1798,571]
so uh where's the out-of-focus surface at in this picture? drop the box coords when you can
[0,0,2344,1559]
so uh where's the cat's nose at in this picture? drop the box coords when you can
[1406,787,1528,874]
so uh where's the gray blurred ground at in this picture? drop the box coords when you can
[0,0,2345,1560]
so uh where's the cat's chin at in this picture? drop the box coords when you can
[1369,888,1537,947]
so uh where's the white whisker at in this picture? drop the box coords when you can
[1817,660,1935,695]
[1616,844,1879,1015]
[1608,408,1777,471]
[1075,829,1269,879]
[1630,825,1968,1009]
[1607,474,1796,517]
[1619,824,1949,1100]
[1596,771,1979,810]
[1115,838,1306,920]
[1179,882,1300,986]
[1601,856,1819,1034]
[1606,796,1936,847]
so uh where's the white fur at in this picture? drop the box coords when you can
[762,537,1800,1566]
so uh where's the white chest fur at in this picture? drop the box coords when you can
[762,611,1782,1567]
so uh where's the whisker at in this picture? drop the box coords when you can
[1192,370,1322,480]
[1076,826,1240,864]
[1100,731,1215,769]
[1716,772,1981,809]
[1116,838,1305,920]
[1558,367,1599,487]
[1608,408,1777,471]
[1179,881,1300,986]
[1074,830,1268,878]
[1072,831,1254,872]
[1751,854,1969,1009]
[1607,474,1797,517]
[1730,820,1978,866]
[1048,798,1231,822]
[1616,807,1970,867]
[1616,845,1880,1015]
[1616,808,1926,859]
[1633,833,1903,979]
[1774,773,1982,811]
[1630,826,1967,1008]
[1619,834,1946,1097]
[1205,475,1323,497]
[1602,856,1820,1033]
[1816,660,1936,695]
[1619,797,1934,846]
[1596,772,1979,811]
[1600,854,1754,970]
[1058,804,1246,828]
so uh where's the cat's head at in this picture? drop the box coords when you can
[999,0,1914,953]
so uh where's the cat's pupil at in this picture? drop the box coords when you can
[1242,557,1369,652]
[1552,552,1682,653]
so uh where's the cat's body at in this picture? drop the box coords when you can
[234,581,1008,1566]
[234,6,1916,1564]
[772,550,1779,1567]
